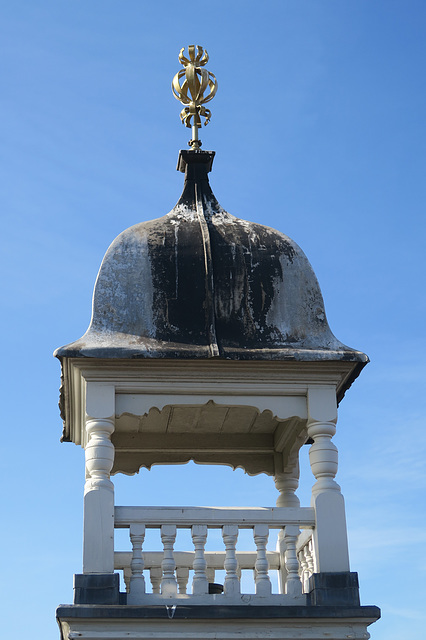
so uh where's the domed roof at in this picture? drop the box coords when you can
[55,150,367,365]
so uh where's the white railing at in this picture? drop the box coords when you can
[114,506,315,604]
[115,550,281,594]
[297,529,315,593]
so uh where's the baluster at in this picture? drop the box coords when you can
[176,567,189,594]
[254,524,272,595]
[306,538,315,576]
[123,567,132,594]
[161,525,177,595]
[150,567,162,594]
[276,529,287,595]
[206,567,215,584]
[128,524,146,604]
[222,525,240,595]
[284,525,302,596]
[298,547,309,594]
[192,525,208,594]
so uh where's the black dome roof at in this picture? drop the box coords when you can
[55,150,366,365]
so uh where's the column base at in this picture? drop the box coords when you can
[74,573,122,605]
[307,572,360,606]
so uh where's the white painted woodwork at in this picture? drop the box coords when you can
[274,469,300,508]
[307,419,340,495]
[284,525,302,596]
[83,408,115,573]
[306,384,340,496]
[58,321,378,635]
[58,615,379,640]
[115,393,305,422]
[191,525,208,595]
[114,506,316,528]
[123,567,131,593]
[298,546,309,593]
[305,386,350,572]
[114,505,314,598]
[276,529,287,595]
[160,525,177,595]
[176,567,189,594]
[62,358,355,449]
[296,529,314,593]
[149,567,161,594]
[70,365,355,594]
[206,567,215,584]
[311,491,350,572]
[253,524,272,595]
[306,538,314,575]
[86,383,116,422]
[115,550,281,576]
[128,524,145,604]
[222,525,240,595]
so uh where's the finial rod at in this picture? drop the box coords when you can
[172,45,218,150]
[191,122,199,148]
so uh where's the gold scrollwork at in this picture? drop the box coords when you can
[172,46,217,147]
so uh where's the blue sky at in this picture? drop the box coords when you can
[1,2,425,639]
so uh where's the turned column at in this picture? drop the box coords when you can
[128,523,146,603]
[307,386,350,573]
[222,525,240,595]
[274,454,300,508]
[83,383,115,574]
[192,525,208,595]
[254,524,272,595]
[283,524,302,596]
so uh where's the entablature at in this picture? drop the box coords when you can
[59,358,354,477]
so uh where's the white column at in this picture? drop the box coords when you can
[128,523,146,604]
[150,567,162,594]
[276,529,287,594]
[176,567,189,594]
[307,386,350,573]
[254,524,272,595]
[83,383,115,574]
[222,525,240,595]
[306,538,315,579]
[161,524,177,595]
[298,547,309,594]
[123,567,132,593]
[206,567,215,584]
[274,455,300,508]
[192,525,208,595]
[283,524,302,596]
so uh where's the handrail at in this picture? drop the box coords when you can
[114,505,315,528]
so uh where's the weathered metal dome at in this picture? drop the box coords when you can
[55,150,366,371]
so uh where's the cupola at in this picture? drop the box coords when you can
[55,45,379,640]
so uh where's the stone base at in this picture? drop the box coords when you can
[73,573,121,605]
[57,603,380,640]
[307,572,360,606]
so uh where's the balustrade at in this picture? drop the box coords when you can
[114,506,315,603]
[296,529,315,594]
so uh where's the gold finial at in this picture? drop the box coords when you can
[172,45,218,150]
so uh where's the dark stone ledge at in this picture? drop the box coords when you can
[57,604,381,621]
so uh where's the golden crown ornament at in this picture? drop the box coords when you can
[172,45,218,149]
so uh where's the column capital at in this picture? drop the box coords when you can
[86,382,115,420]
[307,386,337,424]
